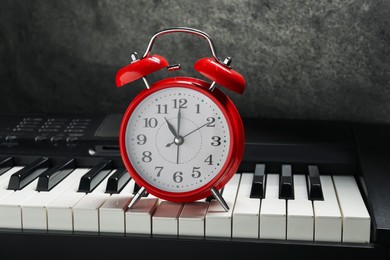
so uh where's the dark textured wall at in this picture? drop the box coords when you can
[1,0,390,124]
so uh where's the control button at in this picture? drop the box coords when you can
[5,135,18,142]
[51,136,64,145]
[23,117,43,122]
[66,136,78,144]
[35,135,50,143]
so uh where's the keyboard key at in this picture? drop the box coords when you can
[250,164,265,199]
[105,167,130,194]
[260,174,286,239]
[152,201,184,237]
[287,174,314,241]
[333,175,370,243]
[73,170,113,233]
[0,157,13,176]
[125,197,159,236]
[279,164,294,199]
[313,175,342,242]
[47,168,90,232]
[99,179,135,234]
[179,201,209,237]
[0,167,23,201]
[36,158,76,191]
[78,160,112,193]
[308,165,324,200]
[205,174,240,238]
[8,157,50,190]
[233,173,261,239]
[0,177,40,229]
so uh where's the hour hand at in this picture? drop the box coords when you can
[164,117,178,137]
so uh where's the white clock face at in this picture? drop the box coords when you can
[125,87,231,193]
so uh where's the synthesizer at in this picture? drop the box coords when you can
[0,113,389,259]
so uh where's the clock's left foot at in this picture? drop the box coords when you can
[128,186,146,209]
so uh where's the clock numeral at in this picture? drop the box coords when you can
[157,104,168,114]
[142,151,152,163]
[206,117,215,127]
[192,167,201,178]
[155,166,163,177]
[144,118,158,128]
[211,136,221,146]
[173,171,183,183]
[173,98,187,109]
[136,134,147,145]
[204,155,213,165]
[196,104,200,114]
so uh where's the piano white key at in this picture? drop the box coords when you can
[232,173,261,239]
[332,175,370,243]
[0,176,39,229]
[152,201,184,237]
[0,166,23,200]
[313,175,342,242]
[205,173,241,238]
[287,174,314,241]
[125,196,159,235]
[178,201,209,237]
[21,168,86,230]
[99,179,135,234]
[47,168,90,232]
[72,170,114,233]
[260,174,286,240]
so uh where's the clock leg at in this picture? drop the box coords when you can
[128,186,146,209]
[210,187,229,211]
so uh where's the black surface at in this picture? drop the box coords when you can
[307,165,324,201]
[7,157,50,190]
[0,157,13,176]
[240,118,356,173]
[279,164,294,200]
[36,158,76,191]
[105,167,130,194]
[0,231,387,260]
[353,123,390,245]
[250,163,265,199]
[78,159,113,193]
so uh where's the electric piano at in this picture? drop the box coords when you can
[0,113,389,259]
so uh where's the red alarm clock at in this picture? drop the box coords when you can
[116,27,245,211]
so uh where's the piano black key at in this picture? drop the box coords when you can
[250,164,266,199]
[8,157,50,190]
[308,165,324,200]
[0,157,14,176]
[36,158,76,191]
[133,182,149,197]
[279,164,294,199]
[78,160,113,193]
[105,167,131,194]
[205,194,214,202]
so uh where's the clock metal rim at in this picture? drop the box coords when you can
[119,77,245,202]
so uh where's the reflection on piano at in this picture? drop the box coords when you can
[0,114,389,259]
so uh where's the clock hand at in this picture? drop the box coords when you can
[176,108,181,164]
[182,121,209,138]
[177,107,181,135]
[176,145,180,164]
[165,120,210,147]
[164,117,178,137]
